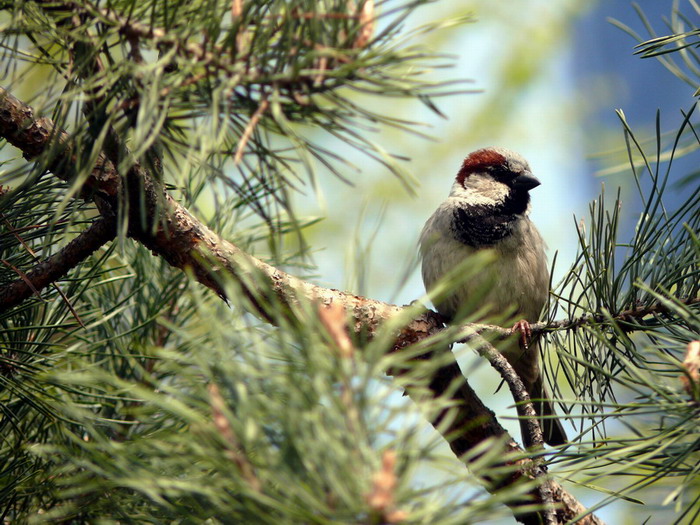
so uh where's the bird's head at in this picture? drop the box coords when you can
[450,147,540,209]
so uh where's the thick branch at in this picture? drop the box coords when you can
[0,86,603,525]
[0,218,116,311]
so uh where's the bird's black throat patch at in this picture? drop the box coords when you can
[451,190,530,247]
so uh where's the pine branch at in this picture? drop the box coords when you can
[455,295,700,343]
[0,86,603,525]
[32,0,372,114]
[0,217,116,312]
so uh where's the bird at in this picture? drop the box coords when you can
[419,147,567,446]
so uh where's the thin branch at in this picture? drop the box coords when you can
[468,334,545,450]
[234,97,269,164]
[541,296,700,331]
[0,217,116,311]
[454,295,700,344]
[468,332,557,525]
[0,86,604,525]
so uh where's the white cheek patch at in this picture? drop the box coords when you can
[448,177,509,206]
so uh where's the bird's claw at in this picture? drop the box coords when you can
[512,319,532,350]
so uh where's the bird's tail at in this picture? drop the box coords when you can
[529,376,567,447]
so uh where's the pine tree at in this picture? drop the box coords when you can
[0,1,698,524]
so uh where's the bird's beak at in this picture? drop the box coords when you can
[513,171,541,191]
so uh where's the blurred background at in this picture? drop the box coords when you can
[291,1,697,523]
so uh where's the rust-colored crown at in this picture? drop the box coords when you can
[456,148,507,186]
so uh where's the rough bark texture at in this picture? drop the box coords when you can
[0,218,116,311]
[0,86,604,525]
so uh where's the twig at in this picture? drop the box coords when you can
[234,98,269,164]
[468,333,544,450]
[454,295,700,344]
[0,218,116,312]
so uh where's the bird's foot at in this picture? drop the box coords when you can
[512,319,532,350]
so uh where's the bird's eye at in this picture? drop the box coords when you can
[489,165,515,181]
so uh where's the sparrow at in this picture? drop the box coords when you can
[419,147,567,446]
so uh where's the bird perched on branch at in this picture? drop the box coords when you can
[419,147,567,446]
